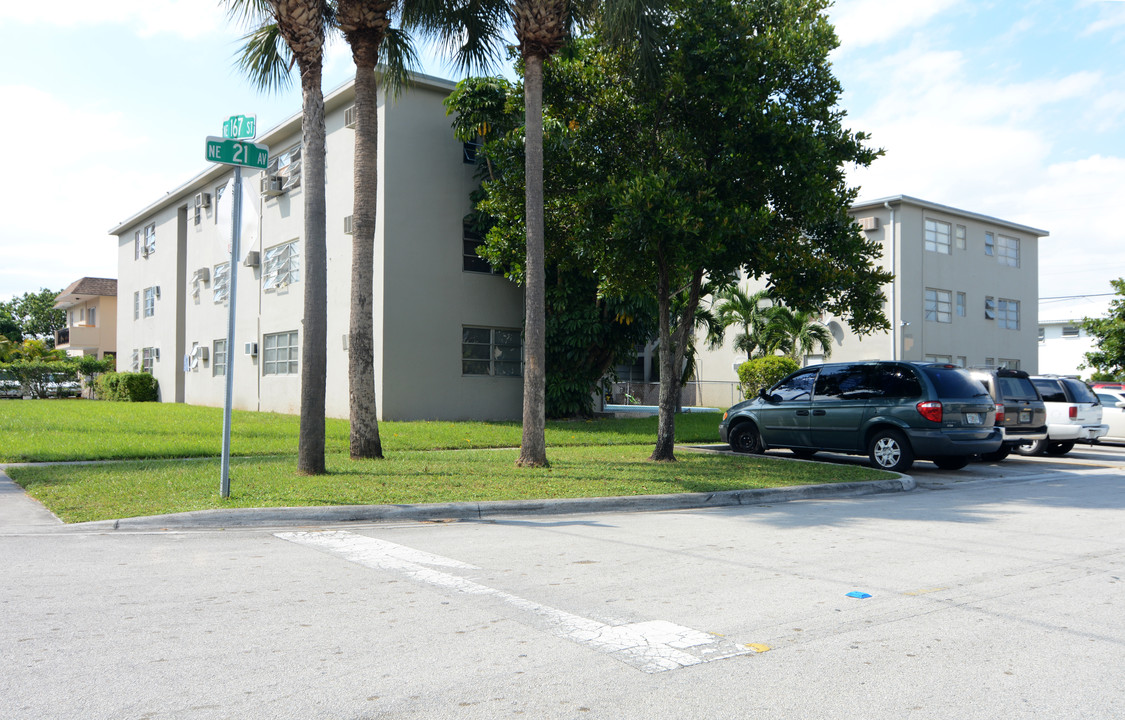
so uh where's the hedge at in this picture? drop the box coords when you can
[737,356,800,398]
[95,372,160,402]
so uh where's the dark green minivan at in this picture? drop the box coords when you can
[719,362,1002,472]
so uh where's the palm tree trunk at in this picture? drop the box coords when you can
[517,55,548,468]
[652,261,677,461]
[297,57,328,475]
[348,40,383,459]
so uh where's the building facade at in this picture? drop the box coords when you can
[1037,297,1110,378]
[54,277,118,362]
[112,73,524,420]
[693,196,1048,405]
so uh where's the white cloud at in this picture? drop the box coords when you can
[830,0,963,51]
[0,1,228,38]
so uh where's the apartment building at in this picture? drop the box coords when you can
[1037,296,1110,378]
[693,196,1048,403]
[111,72,524,421]
[53,277,118,362]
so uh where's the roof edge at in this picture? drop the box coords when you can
[852,194,1050,238]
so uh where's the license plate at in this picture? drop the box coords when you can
[1020,410,1031,423]
[966,413,982,425]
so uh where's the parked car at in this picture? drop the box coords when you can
[1092,382,1125,391]
[964,367,1048,461]
[1015,376,1108,455]
[1094,389,1125,444]
[719,361,1001,472]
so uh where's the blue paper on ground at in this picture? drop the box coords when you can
[846,591,872,599]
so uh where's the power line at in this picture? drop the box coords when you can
[1039,293,1116,301]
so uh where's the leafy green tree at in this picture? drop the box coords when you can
[737,356,800,398]
[1082,278,1125,378]
[713,287,775,361]
[468,3,889,461]
[762,305,833,363]
[1,289,64,346]
[418,0,663,467]
[228,0,331,474]
[0,339,76,398]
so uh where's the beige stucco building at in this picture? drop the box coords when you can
[111,73,523,420]
[693,196,1048,406]
[54,277,118,362]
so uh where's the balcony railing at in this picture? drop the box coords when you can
[55,327,70,346]
[54,325,100,349]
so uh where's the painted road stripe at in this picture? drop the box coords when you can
[276,530,751,673]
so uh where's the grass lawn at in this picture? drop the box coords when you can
[1,400,891,523]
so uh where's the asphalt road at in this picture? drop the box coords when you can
[2,447,1124,719]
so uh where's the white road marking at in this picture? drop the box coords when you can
[276,530,750,673]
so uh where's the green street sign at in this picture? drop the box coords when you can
[205,136,269,169]
[222,114,257,140]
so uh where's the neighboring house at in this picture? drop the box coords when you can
[692,196,1048,406]
[54,277,118,363]
[111,72,523,419]
[1038,297,1110,378]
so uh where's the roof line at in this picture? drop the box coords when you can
[851,194,1050,237]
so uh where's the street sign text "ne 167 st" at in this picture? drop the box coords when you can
[205,136,269,169]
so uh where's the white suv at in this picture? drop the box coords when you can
[1017,376,1108,455]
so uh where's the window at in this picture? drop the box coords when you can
[463,226,495,274]
[263,331,299,375]
[955,356,967,368]
[985,296,996,320]
[143,287,156,317]
[131,349,139,372]
[924,219,952,254]
[997,235,1019,267]
[262,145,303,196]
[998,358,1020,370]
[213,262,230,304]
[998,299,1019,330]
[814,366,877,401]
[924,288,952,323]
[194,203,202,226]
[215,183,226,223]
[141,347,155,374]
[213,339,228,377]
[955,225,967,250]
[1038,327,1045,342]
[956,292,966,317]
[88,308,96,327]
[984,232,994,256]
[1062,325,1080,337]
[133,291,140,320]
[263,241,300,291]
[924,354,953,364]
[766,368,818,402]
[462,327,523,377]
[134,230,141,260]
[985,357,995,367]
[136,223,156,256]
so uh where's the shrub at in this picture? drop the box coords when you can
[96,372,160,402]
[737,356,800,398]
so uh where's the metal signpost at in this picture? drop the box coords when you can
[206,117,267,498]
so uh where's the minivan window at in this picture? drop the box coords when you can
[873,366,923,398]
[999,376,1040,401]
[922,366,990,399]
[814,366,877,401]
[1062,378,1098,404]
[771,369,817,402]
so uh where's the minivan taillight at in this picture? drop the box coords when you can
[916,401,943,423]
[1069,406,1078,419]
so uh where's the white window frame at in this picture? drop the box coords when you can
[998,299,1019,330]
[924,354,953,364]
[924,219,952,254]
[924,288,952,323]
[213,339,228,377]
[1062,325,1080,338]
[984,232,995,256]
[141,347,155,374]
[263,240,300,291]
[134,291,140,320]
[143,287,156,318]
[956,291,966,318]
[997,235,1020,267]
[213,262,231,305]
[462,327,523,377]
[142,223,156,256]
[955,225,967,250]
[262,331,299,376]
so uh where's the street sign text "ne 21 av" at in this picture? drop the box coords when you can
[205,137,269,169]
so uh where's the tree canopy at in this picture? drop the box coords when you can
[1,289,64,346]
[1082,278,1125,378]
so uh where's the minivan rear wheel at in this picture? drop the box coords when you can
[1045,441,1075,455]
[933,456,970,470]
[868,429,914,472]
[729,423,763,454]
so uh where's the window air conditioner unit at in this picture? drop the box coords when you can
[857,216,880,231]
[344,215,354,235]
[191,345,209,362]
[153,348,160,361]
[243,250,260,267]
[344,105,358,128]
[194,267,210,283]
[195,192,212,209]
[245,341,258,357]
[261,176,284,196]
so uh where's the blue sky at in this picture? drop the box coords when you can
[1,0,1123,318]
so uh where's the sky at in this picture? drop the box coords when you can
[1,0,1123,320]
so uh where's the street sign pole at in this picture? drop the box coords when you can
[220,165,242,499]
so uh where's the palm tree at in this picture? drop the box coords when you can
[713,286,775,361]
[229,0,331,475]
[335,2,420,460]
[413,0,662,468]
[764,306,833,364]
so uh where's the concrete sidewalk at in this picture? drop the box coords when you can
[0,461,915,532]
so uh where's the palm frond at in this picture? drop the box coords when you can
[380,27,421,99]
[233,22,296,94]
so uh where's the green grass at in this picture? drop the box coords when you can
[0,400,723,462]
[7,445,887,523]
[0,400,891,523]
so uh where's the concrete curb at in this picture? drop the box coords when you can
[74,474,916,531]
